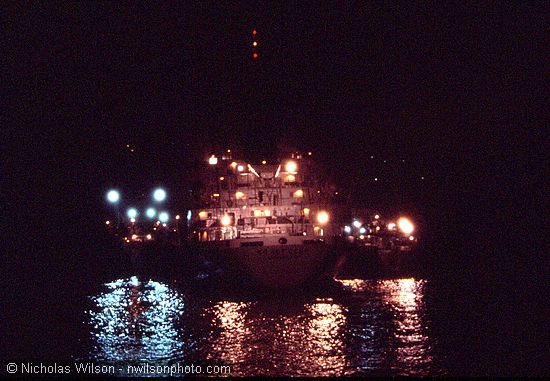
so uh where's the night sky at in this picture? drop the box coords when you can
[3,3,547,374]
[5,3,544,293]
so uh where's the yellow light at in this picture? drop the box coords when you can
[374,214,380,219]
[235,191,245,199]
[198,211,207,220]
[219,176,225,181]
[261,160,266,164]
[230,161,238,169]
[221,215,231,226]
[314,226,320,232]
[208,155,218,165]
[294,189,304,198]
[303,207,310,216]
[105,221,110,225]
[286,174,295,182]
[227,149,231,153]
[317,211,329,224]
[409,235,415,241]
[237,165,244,172]
[213,193,220,197]
[131,234,138,240]
[264,210,271,216]
[398,217,414,235]
[175,215,180,220]
[252,41,258,47]
[254,210,262,217]
[359,235,365,239]
[146,234,152,240]
[285,161,297,172]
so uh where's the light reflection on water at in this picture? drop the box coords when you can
[87,277,445,376]
[88,276,186,366]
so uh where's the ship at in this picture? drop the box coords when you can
[187,151,337,289]
[333,213,420,278]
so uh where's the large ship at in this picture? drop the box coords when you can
[187,151,336,289]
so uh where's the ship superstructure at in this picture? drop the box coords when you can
[187,151,335,288]
[190,152,332,242]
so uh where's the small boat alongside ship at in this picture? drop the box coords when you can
[188,152,337,288]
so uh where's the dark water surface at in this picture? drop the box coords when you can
[80,276,444,376]
[4,245,545,377]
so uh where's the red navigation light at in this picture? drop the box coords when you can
[252,53,258,59]
[252,29,257,35]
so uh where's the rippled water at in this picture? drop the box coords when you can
[84,276,447,376]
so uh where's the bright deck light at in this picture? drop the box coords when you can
[208,155,218,165]
[146,208,156,218]
[159,212,169,223]
[235,191,245,199]
[317,211,329,224]
[127,208,138,219]
[220,215,231,226]
[387,222,396,230]
[344,225,351,233]
[352,220,362,228]
[374,214,380,219]
[285,161,297,172]
[153,188,166,202]
[397,217,414,235]
[107,190,120,203]
[294,189,304,198]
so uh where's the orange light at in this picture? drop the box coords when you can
[252,41,258,47]
[252,29,257,35]
[230,161,238,169]
[221,215,231,226]
[317,211,330,224]
[252,53,258,59]
[285,161,298,172]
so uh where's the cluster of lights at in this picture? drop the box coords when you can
[251,29,259,59]
[106,188,171,223]
[343,216,415,236]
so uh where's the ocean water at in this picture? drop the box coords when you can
[4,245,543,377]
[79,276,446,377]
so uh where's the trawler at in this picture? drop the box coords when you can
[188,151,336,288]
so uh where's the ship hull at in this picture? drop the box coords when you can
[196,236,335,289]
